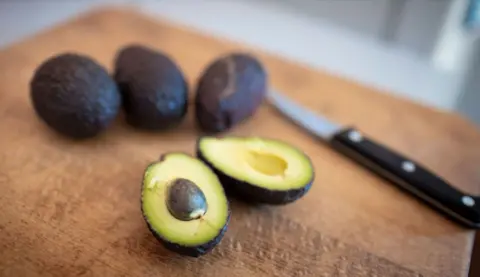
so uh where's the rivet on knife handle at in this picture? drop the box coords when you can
[331,127,480,229]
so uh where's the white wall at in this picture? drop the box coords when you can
[456,43,480,125]
[262,0,451,56]
[0,1,146,51]
[257,0,391,40]
[395,0,451,55]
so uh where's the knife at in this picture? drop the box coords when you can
[267,90,480,229]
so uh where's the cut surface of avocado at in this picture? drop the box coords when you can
[197,136,314,204]
[141,153,229,255]
[199,136,313,190]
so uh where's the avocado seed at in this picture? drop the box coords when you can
[165,178,208,221]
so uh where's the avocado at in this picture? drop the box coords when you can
[195,53,267,133]
[30,53,121,139]
[114,45,188,130]
[141,152,230,257]
[196,136,314,205]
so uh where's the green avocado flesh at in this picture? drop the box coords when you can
[197,136,314,204]
[142,153,229,255]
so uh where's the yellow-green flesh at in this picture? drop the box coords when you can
[199,137,313,190]
[142,153,228,246]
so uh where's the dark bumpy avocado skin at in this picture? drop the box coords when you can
[114,45,188,130]
[30,53,121,139]
[141,153,231,257]
[195,139,314,205]
[195,53,267,133]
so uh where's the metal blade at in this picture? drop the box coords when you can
[267,90,342,140]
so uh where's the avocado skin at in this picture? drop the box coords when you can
[30,53,121,139]
[195,53,267,133]
[114,45,188,130]
[196,138,314,205]
[140,153,231,257]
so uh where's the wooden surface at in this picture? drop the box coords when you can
[471,233,480,277]
[0,7,479,277]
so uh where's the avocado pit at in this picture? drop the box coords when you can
[166,178,208,221]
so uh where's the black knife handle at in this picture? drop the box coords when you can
[331,127,480,229]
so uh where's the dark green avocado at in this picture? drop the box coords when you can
[30,53,121,139]
[141,152,230,257]
[194,53,267,133]
[196,136,314,205]
[114,45,188,130]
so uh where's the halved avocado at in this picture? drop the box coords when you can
[196,136,314,205]
[141,153,230,257]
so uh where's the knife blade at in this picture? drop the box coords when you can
[267,90,480,229]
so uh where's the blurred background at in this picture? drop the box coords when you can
[1,0,479,125]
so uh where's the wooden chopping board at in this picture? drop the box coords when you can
[1,7,479,277]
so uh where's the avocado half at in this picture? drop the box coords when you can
[141,152,230,257]
[196,136,314,205]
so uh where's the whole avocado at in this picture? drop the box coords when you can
[30,53,121,139]
[114,45,189,130]
[195,53,267,133]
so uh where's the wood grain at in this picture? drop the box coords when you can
[0,7,479,277]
